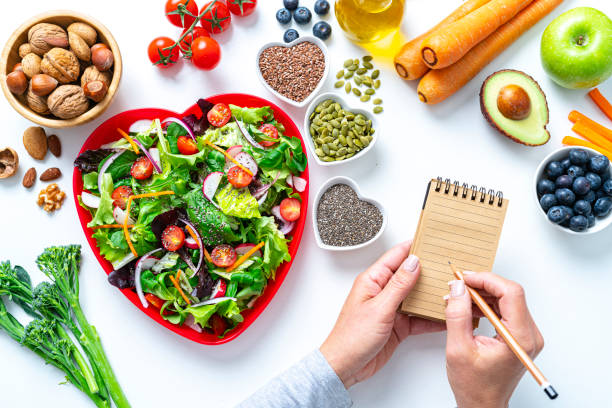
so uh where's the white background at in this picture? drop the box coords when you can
[1,0,611,407]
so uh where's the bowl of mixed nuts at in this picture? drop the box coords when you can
[0,10,122,128]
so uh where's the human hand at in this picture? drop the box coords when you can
[320,241,445,388]
[445,272,544,408]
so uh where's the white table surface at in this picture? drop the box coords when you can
[1,0,611,406]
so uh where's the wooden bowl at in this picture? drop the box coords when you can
[0,10,122,128]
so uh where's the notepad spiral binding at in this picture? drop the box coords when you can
[435,177,504,207]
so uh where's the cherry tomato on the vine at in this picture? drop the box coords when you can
[179,27,210,57]
[226,0,257,16]
[165,0,198,28]
[207,103,232,127]
[191,37,221,70]
[258,123,279,147]
[148,37,179,68]
[200,1,232,34]
[177,135,200,155]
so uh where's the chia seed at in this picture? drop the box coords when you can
[317,184,383,247]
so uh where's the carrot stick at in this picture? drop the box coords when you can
[562,136,612,160]
[123,191,175,257]
[394,0,492,80]
[204,141,253,176]
[91,224,134,229]
[420,0,534,69]
[169,272,191,305]
[572,122,612,152]
[226,242,265,273]
[417,0,562,105]
[569,111,612,143]
[184,225,200,248]
[203,248,213,264]
[588,88,612,121]
[117,128,140,154]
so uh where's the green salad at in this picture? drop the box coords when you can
[74,99,307,337]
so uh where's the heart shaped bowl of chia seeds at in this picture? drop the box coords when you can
[304,92,379,166]
[313,176,387,250]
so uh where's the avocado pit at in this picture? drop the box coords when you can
[497,84,531,120]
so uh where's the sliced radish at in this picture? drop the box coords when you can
[184,314,203,333]
[81,192,100,208]
[211,280,227,299]
[252,171,281,200]
[134,139,162,174]
[292,176,307,192]
[149,148,162,173]
[129,120,154,134]
[286,175,293,188]
[236,243,262,258]
[234,152,258,176]
[247,296,259,309]
[272,205,295,235]
[190,296,237,308]
[226,145,243,160]
[235,119,264,149]
[257,190,268,206]
[135,249,163,308]
[184,236,199,250]
[178,217,204,273]
[98,150,124,193]
[202,172,223,209]
[162,117,196,141]
[112,252,137,270]
[113,206,135,225]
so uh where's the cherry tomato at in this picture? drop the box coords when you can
[227,166,253,188]
[130,157,154,180]
[179,26,210,57]
[200,1,232,34]
[207,103,231,127]
[191,37,221,70]
[258,123,279,147]
[144,293,173,315]
[177,135,200,155]
[210,244,237,268]
[226,0,257,16]
[111,186,133,210]
[148,37,180,68]
[161,225,185,252]
[280,198,301,221]
[210,314,228,336]
[165,0,198,28]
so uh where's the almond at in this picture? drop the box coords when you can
[47,134,61,157]
[40,167,61,181]
[23,167,36,188]
[23,126,47,160]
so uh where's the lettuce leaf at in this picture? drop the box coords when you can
[101,150,138,181]
[87,173,115,227]
[184,188,239,246]
[83,172,99,192]
[158,123,208,168]
[252,216,291,279]
[215,184,261,219]
[92,228,128,263]
[186,299,243,330]
[198,122,246,148]
[229,105,274,125]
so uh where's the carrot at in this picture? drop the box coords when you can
[562,136,612,160]
[184,225,200,248]
[117,128,140,154]
[203,248,213,264]
[572,122,612,152]
[226,242,265,273]
[204,141,253,176]
[123,191,175,257]
[91,224,134,229]
[394,0,492,80]
[417,0,563,105]
[588,88,612,121]
[569,111,612,143]
[169,271,191,305]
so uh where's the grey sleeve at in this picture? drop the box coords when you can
[237,349,352,408]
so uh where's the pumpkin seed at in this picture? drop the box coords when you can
[334,80,345,88]
[336,70,345,79]
[335,155,346,161]
[356,67,367,75]
[344,71,354,79]
[360,95,370,102]
[344,59,353,68]
[322,144,330,155]
[345,82,351,93]
[373,98,382,105]
[315,148,323,156]
[323,156,335,162]
[347,64,358,71]
[363,55,373,62]
[354,76,362,86]
[365,88,375,95]
[353,58,359,65]
[374,80,380,89]
[352,88,362,96]
[371,69,380,79]
[373,106,383,114]
[363,61,374,69]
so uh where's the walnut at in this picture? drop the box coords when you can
[41,48,80,84]
[69,32,91,62]
[37,183,66,212]
[47,85,89,119]
[26,82,50,114]
[67,22,97,47]
[0,147,19,179]
[28,23,68,55]
[18,43,33,58]
[80,65,111,88]
[21,53,41,78]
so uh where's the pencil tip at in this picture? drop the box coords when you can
[544,385,558,400]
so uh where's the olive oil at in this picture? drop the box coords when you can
[335,0,405,43]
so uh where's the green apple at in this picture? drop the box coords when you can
[541,7,612,89]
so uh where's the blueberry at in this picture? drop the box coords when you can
[585,172,602,191]
[555,188,576,206]
[569,148,589,165]
[581,190,597,204]
[547,206,566,224]
[293,6,312,24]
[569,215,589,232]
[537,179,555,195]
[283,0,299,10]
[560,157,572,170]
[572,176,591,195]
[312,21,332,40]
[560,205,574,219]
[314,0,330,15]
[603,179,612,196]
[589,155,610,174]
[593,197,612,217]
[601,171,611,182]
[283,28,299,43]
[276,8,292,24]
[596,189,607,199]
[555,175,573,189]
[540,194,557,212]
[588,215,596,227]
[545,161,564,179]
[574,200,592,216]
[567,165,585,178]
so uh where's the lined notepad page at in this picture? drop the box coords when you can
[401,180,509,321]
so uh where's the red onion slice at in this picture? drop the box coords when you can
[235,118,264,149]
[252,171,281,200]
[98,150,125,193]
[183,314,203,333]
[134,139,162,174]
[135,248,164,308]
[149,148,162,173]
[257,190,268,206]
[178,217,204,273]
[162,117,196,141]
[112,252,136,270]
[189,297,237,308]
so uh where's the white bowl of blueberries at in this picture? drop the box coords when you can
[535,147,612,234]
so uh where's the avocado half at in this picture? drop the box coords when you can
[480,70,550,146]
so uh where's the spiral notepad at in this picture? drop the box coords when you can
[401,178,509,321]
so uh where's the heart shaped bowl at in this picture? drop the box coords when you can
[256,36,329,108]
[73,93,309,345]
[304,92,380,167]
[313,176,387,251]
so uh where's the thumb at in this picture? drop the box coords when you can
[445,280,474,351]
[376,254,420,312]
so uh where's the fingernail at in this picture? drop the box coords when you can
[450,280,465,297]
[402,255,419,273]
[463,271,476,275]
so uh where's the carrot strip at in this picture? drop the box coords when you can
[169,272,191,305]
[588,88,612,121]
[572,122,612,152]
[417,0,562,105]
[203,248,213,264]
[394,0,491,80]
[204,141,253,176]
[123,191,175,257]
[184,225,200,248]
[131,191,175,200]
[562,136,612,161]
[569,111,612,143]
[226,242,265,273]
[117,128,140,154]
[91,224,134,229]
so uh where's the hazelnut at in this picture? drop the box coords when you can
[6,71,28,95]
[28,23,68,55]
[13,63,23,72]
[18,43,33,58]
[83,80,108,102]
[497,84,531,121]
[67,22,97,47]
[81,65,112,88]
[92,47,114,72]
[91,43,108,54]
[31,74,58,96]
[69,32,91,62]
[21,53,42,78]
[26,82,49,114]
[23,126,47,160]
[0,147,19,179]
[41,48,80,84]
[47,85,89,119]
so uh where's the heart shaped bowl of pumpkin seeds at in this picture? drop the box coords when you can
[304,92,379,166]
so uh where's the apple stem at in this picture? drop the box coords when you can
[577,35,585,46]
